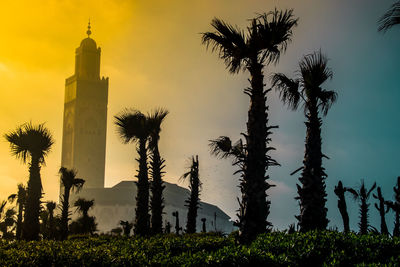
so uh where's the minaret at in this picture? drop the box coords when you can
[61,22,109,189]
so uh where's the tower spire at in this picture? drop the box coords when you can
[87,19,92,37]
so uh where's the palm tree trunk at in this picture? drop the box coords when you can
[360,199,369,234]
[337,194,350,233]
[61,186,70,240]
[150,144,165,234]
[16,201,23,240]
[394,211,400,236]
[239,59,272,243]
[297,101,328,232]
[134,138,150,235]
[22,155,42,240]
[48,210,54,239]
[186,161,200,234]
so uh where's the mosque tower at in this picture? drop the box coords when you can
[61,22,109,190]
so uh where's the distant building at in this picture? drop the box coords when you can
[60,24,235,234]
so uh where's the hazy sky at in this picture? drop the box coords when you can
[0,0,399,231]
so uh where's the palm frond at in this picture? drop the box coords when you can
[378,1,400,32]
[318,89,338,116]
[254,9,298,64]
[271,73,301,110]
[147,108,169,150]
[114,109,148,143]
[299,51,333,89]
[346,188,359,200]
[202,18,247,73]
[209,136,233,159]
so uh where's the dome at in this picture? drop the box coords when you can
[80,37,97,50]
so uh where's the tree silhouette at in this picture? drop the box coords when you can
[201,218,207,233]
[202,9,298,243]
[385,177,400,236]
[46,201,56,239]
[373,187,389,235]
[347,180,377,234]
[148,108,168,234]
[334,181,350,232]
[378,1,400,32]
[5,122,54,240]
[172,211,181,234]
[0,208,16,239]
[59,167,85,240]
[181,156,201,234]
[119,220,133,237]
[115,109,152,236]
[71,198,96,235]
[272,51,337,231]
[8,184,26,240]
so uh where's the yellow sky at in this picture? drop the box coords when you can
[0,0,299,219]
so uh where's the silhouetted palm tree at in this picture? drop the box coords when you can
[181,156,201,234]
[148,108,168,234]
[59,167,85,240]
[373,187,389,235]
[8,184,26,240]
[46,201,56,239]
[119,220,133,236]
[172,211,181,234]
[0,208,16,239]
[347,180,377,234]
[202,10,298,243]
[385,177,400,236]
[378,1,400,32]
[272,51,337,231]
[5,122,54,240]
[334,181,350,232]
[73,198,96,235]
[115,109,152,236]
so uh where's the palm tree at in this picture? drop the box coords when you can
[46,201,56,239]
[0,208,16,239]
[202,9,298,243]
[347,180,377,234]
[373,187,389,235]
[378,1,400,32]
[73,198,96,235]
[7,184,26,240]
[59,167,85,240]
[115,109,152,236]
[148,108,169,234]
[180,155,201,234]
[385,177,400,236]
[5,122,54,240]
[334,181,350,232]
[119,220,133,237]
[271,51,337,231]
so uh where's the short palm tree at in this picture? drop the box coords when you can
[5,122,54,240]
[385,177,400,236]
[373,187,389,235]
[8,184,27,240]
[334,181,350,232]
[120,220,133,236]
[347,180,377,234]
[59,167,85,240]
[148,108,168,234]
[202,9,298,243]
[0,208,17,239]
[271,51,337,231]
[115,109,152,236]
[46,201,56,239]
[378,1,400,32]
[180,155,201,234]
[73,198,96,235]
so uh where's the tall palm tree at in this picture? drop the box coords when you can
[73,198,96,235]
[271,51,337,231]
[59,167,85,240]
[347,180,377,234]
[202,9,298,243]
[7,184,26,240]
[46,201,56,239]
[373,187,389,235]
[334,181,350,232]
[148,108,168,234]
[115,109,152,236]
[180,155,201,234]
[378,1,400,32]
[5,122,54,240]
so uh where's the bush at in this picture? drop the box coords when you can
[0,231,400,266]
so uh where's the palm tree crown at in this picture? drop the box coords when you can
[378,1,400,32]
